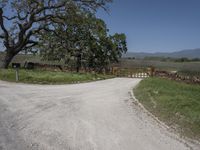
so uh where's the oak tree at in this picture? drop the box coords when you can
[0,0,112,68]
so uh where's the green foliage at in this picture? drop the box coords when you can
[1,0,124,71]
[143,57,200,62]
[39,12,127,72]
[134,77,200,140]
[0,0,112,68]
[174,57,200,62]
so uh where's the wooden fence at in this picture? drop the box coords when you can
[111,67,153,78]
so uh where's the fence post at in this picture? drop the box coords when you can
[149,66,155,77]
[15,68,19,82]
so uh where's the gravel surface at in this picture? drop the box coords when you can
[0,78,199,150]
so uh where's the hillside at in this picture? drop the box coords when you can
[123,48,200,59]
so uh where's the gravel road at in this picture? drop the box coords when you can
[0,78,199,150]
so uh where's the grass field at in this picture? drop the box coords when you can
[134,77,200,141]
[119,59,200,72]
[0,69,114,84]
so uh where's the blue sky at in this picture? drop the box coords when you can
[97,0,200,52]
[1,0,200,53]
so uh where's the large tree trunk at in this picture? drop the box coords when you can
[1,51,15,69]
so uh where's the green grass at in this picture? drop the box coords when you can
[134,77,200,140]
[0,69,114,84]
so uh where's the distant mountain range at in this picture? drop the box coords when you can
[123,48,200,59]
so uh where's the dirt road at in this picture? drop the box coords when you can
[0,78,198,150]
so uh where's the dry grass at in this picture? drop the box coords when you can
[119,59,200,72]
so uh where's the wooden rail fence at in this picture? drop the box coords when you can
[111,67,153,78]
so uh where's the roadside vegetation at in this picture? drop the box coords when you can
[134,77,200,141]
[0,69,114,84]
[178,70,200,78]
[143,56,200,62]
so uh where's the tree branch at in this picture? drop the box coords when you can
[0,34,5,39]
[23,40,38,50]
[17,11,29,21]
[3,15,17,20]
[0,8,9,48]
[33,2,67,16]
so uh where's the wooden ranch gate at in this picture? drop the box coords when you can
[111,67,154,78]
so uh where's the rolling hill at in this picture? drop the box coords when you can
[123,48,200,59]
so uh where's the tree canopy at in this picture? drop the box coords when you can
[39,13,127,72]
[0,0,112,68]
[0,0,127,72]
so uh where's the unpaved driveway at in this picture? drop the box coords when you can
[0,78,199,150]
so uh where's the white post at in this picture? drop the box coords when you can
[15,68,19,82]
